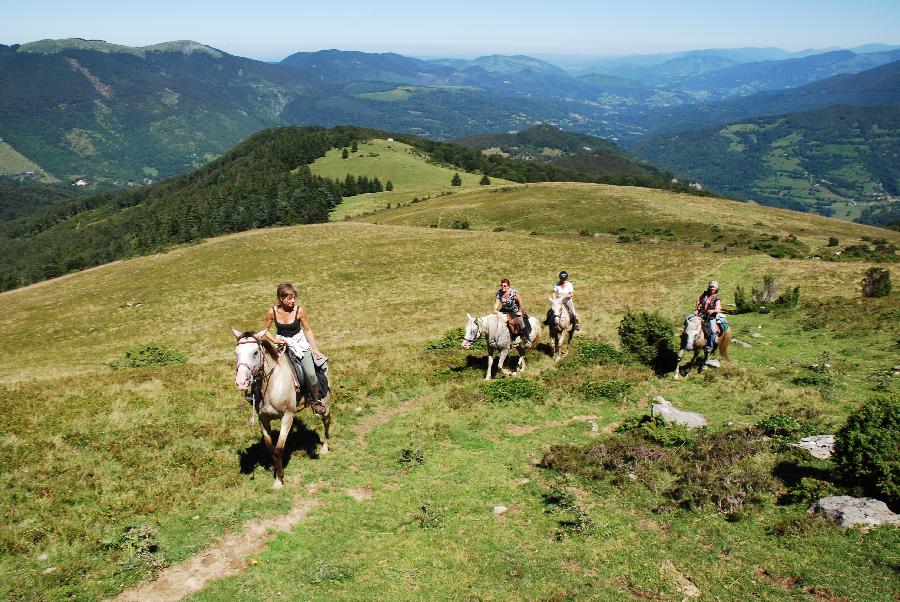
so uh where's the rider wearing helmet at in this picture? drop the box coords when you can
[694,280,722,352]
[554,270,580,331]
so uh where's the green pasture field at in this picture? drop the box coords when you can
[308,139,514,220]
[0,182,898,600]
[356,181,896,255]
[0,139,47,177]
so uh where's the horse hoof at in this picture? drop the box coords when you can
[320,443,330,454]
[273,479,284,490]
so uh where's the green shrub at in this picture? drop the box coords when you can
[827,237,839,247]
[862,267,892,298]
[481,378,547,404]
[618,414,698,447]
[398,446,425,467]
[833,393,900,506]
[568,340,623,366]
[734,275,800,313]
[787,477,840,505]
[426,327,484,350]
[109,344,186,369]
[577,379,632,403]
[617,311,677,372]
[447,219,470,230]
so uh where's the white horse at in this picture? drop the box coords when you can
[547,294,574,361]
[232,328,331,489]
[461,312,541,380]
[673,314,731,380]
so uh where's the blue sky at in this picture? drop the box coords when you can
[2,0,898,61]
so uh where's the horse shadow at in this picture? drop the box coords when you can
[237,418,323,475]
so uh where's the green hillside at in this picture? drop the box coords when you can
[634,105,900,220]
[453,125,691,191]
[1,188,897,599]
[0,125,714,291]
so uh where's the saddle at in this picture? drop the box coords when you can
[285,349,331,400]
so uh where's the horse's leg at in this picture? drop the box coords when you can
[564,329,573,357]
[518,349,526,373]
[320,401,331,454]
[259,415,277,480]
[673,349,685,379]
[272,411,294,489]
[485,351,493,381]
[499,347,512,376]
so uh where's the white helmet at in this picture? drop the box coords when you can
[708,280,719,289]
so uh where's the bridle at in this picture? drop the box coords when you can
[236,336,266,384]
[462,317,482,346]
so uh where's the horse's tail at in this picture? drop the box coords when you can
[719,329,731,361]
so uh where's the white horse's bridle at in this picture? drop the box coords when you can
[462,318,482,347]
[236,337,265,385]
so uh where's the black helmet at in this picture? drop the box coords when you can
[559,271,569,280]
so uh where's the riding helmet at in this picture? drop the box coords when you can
[559,271,569,280]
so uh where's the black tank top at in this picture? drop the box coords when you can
[273,306,301,337]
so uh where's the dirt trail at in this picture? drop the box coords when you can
[113,499,319,602]
[113,397,420,601]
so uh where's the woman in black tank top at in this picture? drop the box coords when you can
[261,282,327,415]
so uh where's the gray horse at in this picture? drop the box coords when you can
[233,328,331,489]
[547,294,574,361]
[461,312,541,380]
[673,315,731,380]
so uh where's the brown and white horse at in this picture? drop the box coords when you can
[461,312,541,380]
[547,294,574,361]
[232,328,331,489]
[673,315,730,379]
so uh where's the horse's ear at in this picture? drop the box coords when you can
[548,296,555,303]
[467,312,473,320]
[231,327,242,339]
[253,329,268,340]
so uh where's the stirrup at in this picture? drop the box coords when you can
[311,399,328,416]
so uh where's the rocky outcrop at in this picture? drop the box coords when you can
[808,496,900,529]
[651,396,707,428]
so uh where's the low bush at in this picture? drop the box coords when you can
[481,378,547,404]
[568,340,623,366]
[577,379,632,403]
[734,275,800,313]
[618,414,697,447]
[833,393,899,506]
[426,327,484,350]
[109,344,186,369]
[617,311,677,373]
[750,234,809,258]
[862,267,892,298]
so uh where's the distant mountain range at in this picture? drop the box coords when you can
[1,38,898,222]
[634,105,900,219]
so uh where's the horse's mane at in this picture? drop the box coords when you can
[240,332,280,359]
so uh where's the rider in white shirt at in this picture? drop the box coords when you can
[554,271,580,331]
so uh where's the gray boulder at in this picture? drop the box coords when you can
[808,496,900,529]
[790,435,835,459]
[651,396,707,428]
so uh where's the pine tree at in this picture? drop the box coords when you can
[351,140,359,153]
[451,172,462,186]
[341,148,349,159]
[385,180,394,191]
[479,174,491,185]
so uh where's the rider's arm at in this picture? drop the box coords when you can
[298,307,322,358]
[514,293,524,315]
[710,298,722,316]
[492,297,501,313]
[562,285,573,302]
[262,308,280,345]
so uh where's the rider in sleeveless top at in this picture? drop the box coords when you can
[694,280,722,352]
[262,282,327,415]
[493,277,530,347]
[554,270,580,331]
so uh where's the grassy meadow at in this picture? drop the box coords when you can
[1,172,899,600]
[308,139,513,220]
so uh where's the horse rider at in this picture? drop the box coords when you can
[262,282,328,415]
[493,277,530,347]
[694,280,722,353]
[554,270,580,331]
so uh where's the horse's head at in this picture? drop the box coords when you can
[681,315,703,350]
[461,313,481,349]
[232,327,268,390]
[548,295,563,324]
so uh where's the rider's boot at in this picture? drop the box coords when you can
[310,383,327,416]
